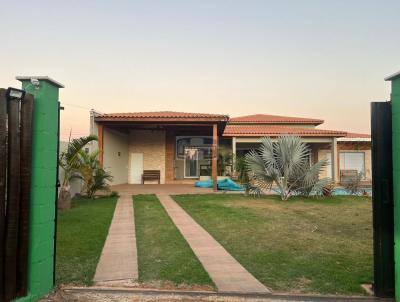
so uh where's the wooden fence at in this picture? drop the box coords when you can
[0,88,33,302]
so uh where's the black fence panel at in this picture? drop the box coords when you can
[0,89,7,302]
[0,89,33,302]
[4,98,21,300]
[371,101,395,297]
[17,94,33,296]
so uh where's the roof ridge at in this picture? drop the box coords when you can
[223,124,346,137]
[229,114,324,124]
[102,110,228,116]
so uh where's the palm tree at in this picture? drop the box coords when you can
[58,135,97,209]
[87,168,113,198]
[75,149,113,198]
[245,136,331,200]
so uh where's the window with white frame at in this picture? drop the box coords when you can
[339,152,365,174]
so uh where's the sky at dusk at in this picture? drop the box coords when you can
[1,0,399,140]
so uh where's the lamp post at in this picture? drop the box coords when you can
[6,87,26,101]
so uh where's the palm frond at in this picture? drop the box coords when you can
[60,135,97,167]
[245,135,333,200]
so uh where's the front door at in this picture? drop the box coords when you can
[184,148,199,178]
[129,153,144,184]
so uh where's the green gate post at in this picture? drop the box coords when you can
[14,76,64,302]
[386,71,400,301]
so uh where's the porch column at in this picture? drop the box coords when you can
[98,123,104,167]
[331,137,338,183]
[212,124,218,191]
[232,137,237,172]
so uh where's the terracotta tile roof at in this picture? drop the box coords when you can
[223,125,346,137]
[344,132,371,138]
[229,114,324,125]
[95,111,229,122]
[338,132,371,142]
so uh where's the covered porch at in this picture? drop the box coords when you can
[93,112,229,191]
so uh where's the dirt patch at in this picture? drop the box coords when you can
[39,288,380,302]
[58,280,214,292]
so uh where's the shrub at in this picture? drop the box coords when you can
[245,136,332,200]
[344,172,364,195]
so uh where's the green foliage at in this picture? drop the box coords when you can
[60,135,113,198]
[344,172,364,195]
[75,149,113,198]
[234,156,253,194]
[217,150,233,176]
[59,135,97,186]
[245,136,332,200]
[235,156,249,184]
[109,191,120,198]
[89,168,113,198]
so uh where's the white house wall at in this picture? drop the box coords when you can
[129,129,166,184]
[103,128,129,185]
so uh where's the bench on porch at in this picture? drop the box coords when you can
[142,170,161,184]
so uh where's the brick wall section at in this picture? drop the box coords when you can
[129,130,166,184]
[338,142,371,150]
[165,130,175,183]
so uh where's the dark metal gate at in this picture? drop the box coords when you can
[371,101,395,297]
[0,88,34,302]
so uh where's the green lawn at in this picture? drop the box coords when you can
[134,194,214,289]
[56,196,117,285]
[174,194,372,295]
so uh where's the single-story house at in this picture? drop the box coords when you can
[89,111,371,189]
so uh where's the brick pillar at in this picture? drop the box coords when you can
[165,130,175,183]
[331,137,338,183]
[232,137,237,172]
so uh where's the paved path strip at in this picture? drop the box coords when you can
[157,194,270,294]
[93,194,138,282]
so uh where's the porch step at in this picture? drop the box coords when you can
[165,179,197,185]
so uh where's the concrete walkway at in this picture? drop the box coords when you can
[93,194,138,282]
[157,194,270,294]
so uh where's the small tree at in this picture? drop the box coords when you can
[344,172,364,195]
[218,150,233,176]
[87,168,113,198]
[59,136,97,186]
[58,135,97,209]
[75,149,113,198]
[235,156,249,184]
[245,136,331,200]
